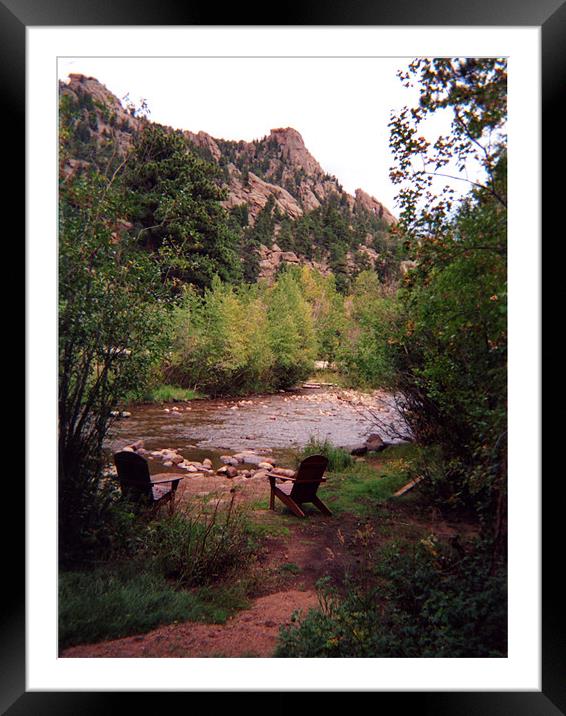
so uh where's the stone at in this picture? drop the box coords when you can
[120,411,131,418]
[365,433,386,452]
[163,461,173,467]
[225,466,238,478]
[170,454,185,464]
[350,445,368,456]
[202,458,213,469]
[251,470,270,480]
[271,467,295,478]
[258,462,274,470]
[220,455,239,466]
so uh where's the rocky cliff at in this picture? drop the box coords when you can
[59,74,397,285]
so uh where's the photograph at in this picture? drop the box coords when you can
[56,54,508,660]
[16,11,551,706]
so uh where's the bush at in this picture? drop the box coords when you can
[276,537,507,658]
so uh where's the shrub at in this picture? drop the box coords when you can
[276,537,507,658]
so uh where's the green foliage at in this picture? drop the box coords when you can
[387,58,507,528]
[295,267,347,363]
[266,269,317,388]
[126,383,204,403]
[123,124,243,290]
[337,271,400,388]
[165,269,317,394]
[58,160,169,562]
[276,537,507,657]
[165,279,273,395]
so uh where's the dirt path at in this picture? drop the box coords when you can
[61,463,476,658]
[61,589,319,658]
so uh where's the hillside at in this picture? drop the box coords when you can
[59,73,399,289]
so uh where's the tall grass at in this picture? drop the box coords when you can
[143,495,254,587]
[298,437,354,471]
[59,494,257,648]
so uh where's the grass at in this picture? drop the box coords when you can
[308,368,348,387]
[126,383,205,404]
[278,562,302,575]
[59,565,249,650]
[299,437,354,471]
[321,444,421,516]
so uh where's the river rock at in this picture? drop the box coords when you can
[120,411,131,418]
[225,466,238,478]
[233,453,274,466]
[220,455,239,466]
[202,458,213,469]
[365,433,386,452]
[170,454,185,464]
[350,444,368,456]
[271,467,295,478]
[258,462,274,470]
[163,460,173,467]
[251,470,270,480]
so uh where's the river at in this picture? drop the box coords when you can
[105,385,409,469]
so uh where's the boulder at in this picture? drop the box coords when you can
[220,455,239,466]
[225,466,238,478]
[365,433,386,452]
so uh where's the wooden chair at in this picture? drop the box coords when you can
[114,450,185,514]
[269,454,332,518]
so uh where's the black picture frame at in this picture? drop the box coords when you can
[13,0,554,710]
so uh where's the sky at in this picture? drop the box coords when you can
[57,56,440,214]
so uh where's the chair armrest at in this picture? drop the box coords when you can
[151,474,185,484]
[269,476,327,484]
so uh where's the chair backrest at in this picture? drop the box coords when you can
[291,454,329,502]
[114,450,152,500]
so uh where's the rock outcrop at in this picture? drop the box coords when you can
[59,74,398,284]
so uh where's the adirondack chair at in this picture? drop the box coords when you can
[114,450,185,514]
[268,454,332,518]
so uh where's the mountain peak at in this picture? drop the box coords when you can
[267,127,322,177]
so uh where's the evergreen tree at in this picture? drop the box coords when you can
[123,124,242,290]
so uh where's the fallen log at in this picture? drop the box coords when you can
[393,476,424,497]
